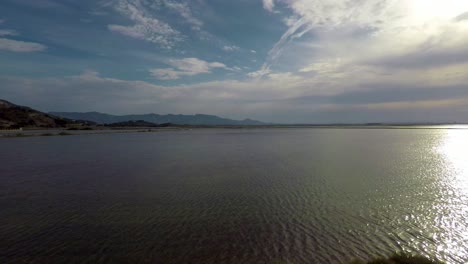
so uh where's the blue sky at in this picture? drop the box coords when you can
[1,0,468,123]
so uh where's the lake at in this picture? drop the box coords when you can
[1,128,467,263]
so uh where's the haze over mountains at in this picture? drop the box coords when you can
[0,99,266,128]
[50,112,266,126]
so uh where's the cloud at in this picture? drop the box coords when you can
[7,0,65,9]
[107,0,183,48]
[260,16,309,74]
[222,45,240,52]
[150,57,229,80]
[257,0,394,73]
[263,0,275,12]
[0,38,47,52]
[369,46,468,70]
[247,67,271,78]
[108,23,182,47]
[455,11,468,22]
[251,0,468,83]
[2,68,468,123]
[149,68,186,80]
[0,22,45,52]
[106,0,204,47]
[0,19,4,24]
[0,29,18,36]
[160,0,203,30]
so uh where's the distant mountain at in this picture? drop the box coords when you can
[0,99,80,129]
[50,111,267,126]
[106,120,171,127]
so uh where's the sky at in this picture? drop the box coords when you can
[1,0,468,123]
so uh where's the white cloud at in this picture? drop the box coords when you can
[106,0,205,47]
[149,68,186,80]
[222,45,240,52]
[250,50,257,53]
[0,29,18,36]
[252,0,468,82]
[0,38,47,52]
[248,67,271,78]
[150,58,229,80]
[263,0,275,12]
[161,0,203,30]
[108,0,183,48]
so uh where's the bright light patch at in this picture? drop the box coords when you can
[408,0,468,20]
[436,129,468,263]
[438,129,468,193]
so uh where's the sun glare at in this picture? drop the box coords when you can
[438,130,468,193]
[409,0,468,20]
[435,130,468,263]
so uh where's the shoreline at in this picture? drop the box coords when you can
[0,127,186,138]
[2,124,468,138]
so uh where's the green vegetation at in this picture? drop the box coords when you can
[349,254,445,264]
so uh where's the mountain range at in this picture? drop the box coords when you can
[0,98,266,128]
[50,111,266,126]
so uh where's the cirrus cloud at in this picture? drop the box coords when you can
[107,0,184,48]
[0,38,47,52]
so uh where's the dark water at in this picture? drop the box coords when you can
[1,129,467,264]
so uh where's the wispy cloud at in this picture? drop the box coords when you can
[255,0,468,79]
[263,0,275,12]
[105,0,205,48]
[0,21,45,52]
[107,0,183,48]
[150,57,229,80]
[247,67,271,78]
[222,45,240,52]
[257,0,394,76]
[0,38,47,52]
[0,29,18,36]
[161,0,203,30]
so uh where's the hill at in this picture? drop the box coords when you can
[0,99,80,129]
[50,112,266,126]
[105,120,171,127]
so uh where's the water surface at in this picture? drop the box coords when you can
[1,129,467,263]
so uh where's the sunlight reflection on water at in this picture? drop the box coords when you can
[435,130,468,263]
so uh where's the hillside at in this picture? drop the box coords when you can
[50,112,266,126]
[0,99,78,129]
[106,120,171,127]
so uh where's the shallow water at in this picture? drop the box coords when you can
[1,128,467,263]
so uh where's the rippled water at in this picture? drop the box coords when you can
[1,129,467,263]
